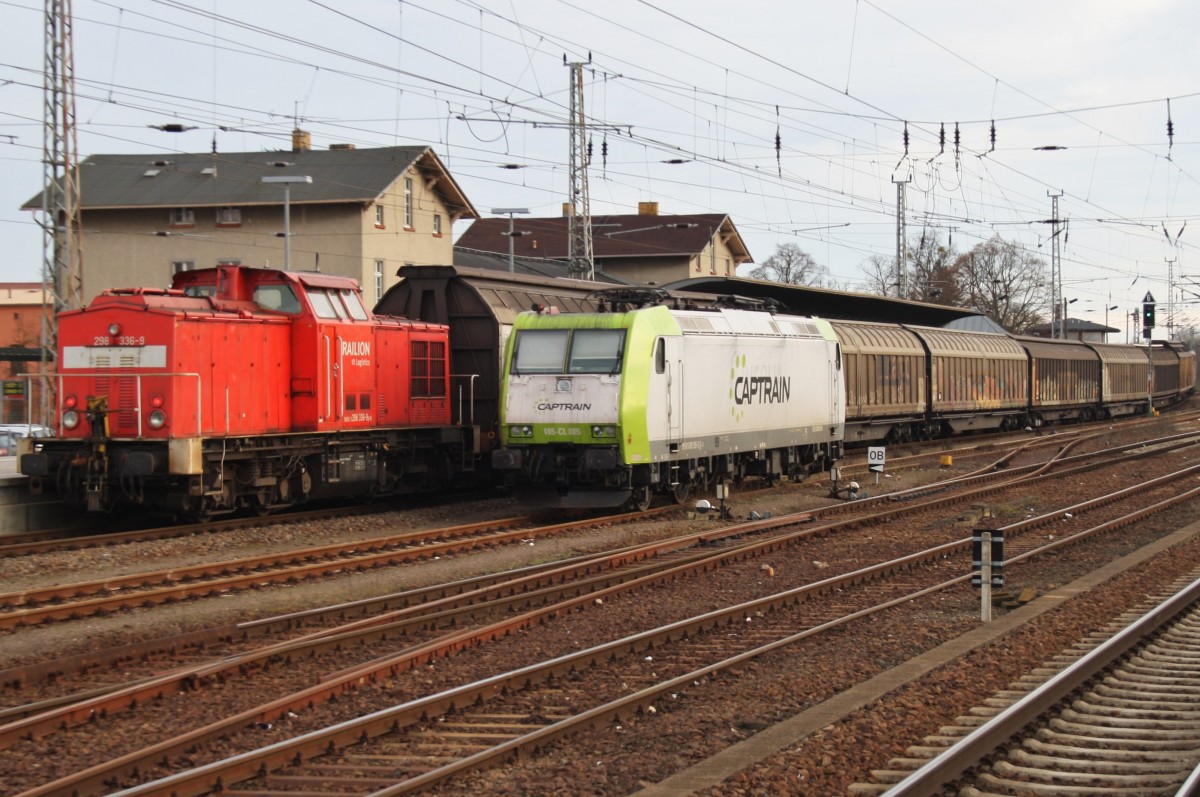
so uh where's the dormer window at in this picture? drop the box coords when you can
[169,207,194,228]
[216,207,242,227]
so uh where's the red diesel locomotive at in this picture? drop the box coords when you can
[21,264,475,518]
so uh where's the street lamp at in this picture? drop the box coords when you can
[262,175,312,270]
[1059,297,1077,339]
[492,207,529,272]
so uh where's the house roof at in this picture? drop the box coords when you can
[451,248,630,284]
[0,284,46,305]
[454,213,751,263]
[22,146,478,219]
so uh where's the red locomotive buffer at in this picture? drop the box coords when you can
[22,265,473,518]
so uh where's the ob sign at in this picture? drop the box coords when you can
[867,446,886,473]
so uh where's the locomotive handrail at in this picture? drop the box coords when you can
[451,372,479,426]
[54,372,203,438]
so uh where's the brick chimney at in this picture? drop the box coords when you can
[292,128,312,152]
[638,201,659,215]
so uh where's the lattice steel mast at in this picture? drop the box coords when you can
[40,0,83,419]
[566,59,593,280]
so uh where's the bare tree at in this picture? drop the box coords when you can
[906,230,963,305]
[859,253,894,296]
[748,243,833,287]
[955,236,1048,333]
[856,230,963,304]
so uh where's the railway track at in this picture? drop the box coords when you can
[6,431,1200,796]
[0,428,1177,638]
[859,571,1200,796]
[4,408,1195,557]
[0,432,1193,700]
[21,460,1200,797]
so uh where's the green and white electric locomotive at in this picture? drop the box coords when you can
[491,289,845,510]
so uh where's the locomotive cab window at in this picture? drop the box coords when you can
[339,289,369,321]
[568,329,625,374]
[253,284,301,314]
[655,338,665,374]
[512,329,569,374]
[307,289,342,319]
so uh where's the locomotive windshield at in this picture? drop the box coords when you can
[512,330,568,374]
[306,287,370,321]
[512,328,626,375]
[567,329,625,374]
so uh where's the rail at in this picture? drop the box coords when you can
[884,574,1200,796]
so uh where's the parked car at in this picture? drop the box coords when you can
[0,424,53,438]
[0,431,16,457]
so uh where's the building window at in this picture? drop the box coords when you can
[375,260,385,302]
[215,207,241,227]
[404,178,414,229]
[433,213,442,237]
[374,204,385,228]
[172,260,196,274]
[169,208,194,227]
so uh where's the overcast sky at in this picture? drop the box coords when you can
[2,0,1197,336]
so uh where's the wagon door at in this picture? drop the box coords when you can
[831,340,843,427]
[661,337,683,449]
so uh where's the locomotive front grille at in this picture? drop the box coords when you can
[114,373,139,435]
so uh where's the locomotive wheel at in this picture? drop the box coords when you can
[672,481,691,504]
[631,486,652,512]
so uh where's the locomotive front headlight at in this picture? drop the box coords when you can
[62,410,79,429]
[150,394,165,408]
[509,425,534,438]
[64,394,78,409]
[108,323,121,337]
[591,425,617,438]
[148,410,167,429]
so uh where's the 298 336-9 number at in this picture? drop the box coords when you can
[92,336,146,346]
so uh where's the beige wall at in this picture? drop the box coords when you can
[361,164,457,305]
[601,229,742,286]
[76,169,456,304]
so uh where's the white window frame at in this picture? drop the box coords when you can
[216,207,241,227]
[433,213,443,236]
[171,260,196,274]
[375,259,385,302]
[375,203,385,228]
[169,207,195,227]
